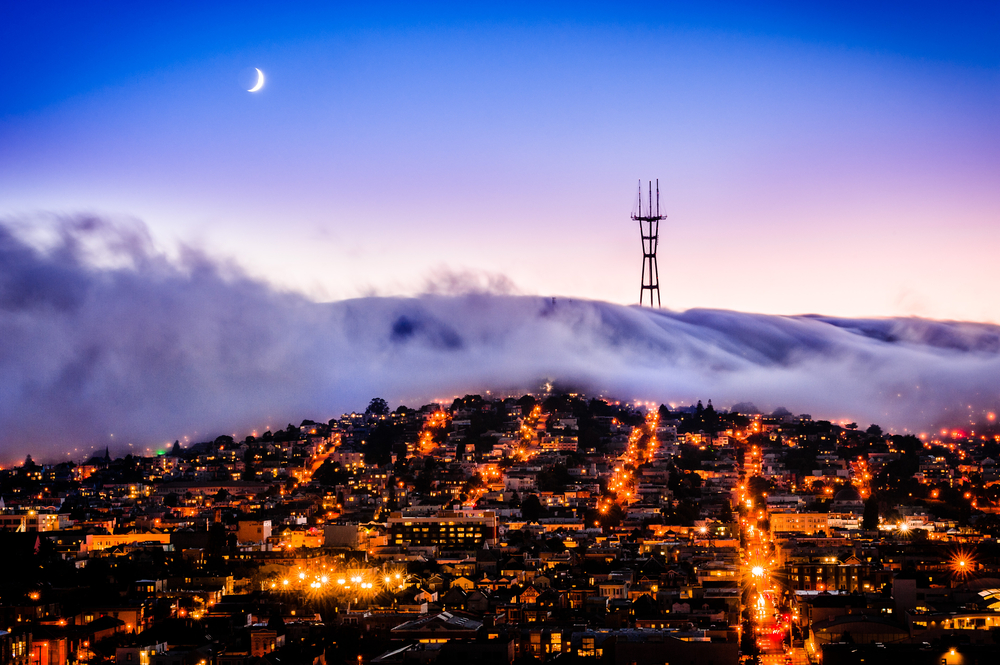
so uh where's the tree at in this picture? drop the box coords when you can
[740,621,760,658]
[890,434,922,456]
[366,398,390,417]
[601,503,625,528]
[267,610,286,632]
[746,476,771,501]
[545,537,566,553]
[521,495,543,522]
[863,495,879,530]
[537,465,572,492]
[170,440,182,456]
[517,394,537,415]
[241,462,258,482]
[366,419,404,465]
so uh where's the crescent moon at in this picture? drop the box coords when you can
[248,68,264,92]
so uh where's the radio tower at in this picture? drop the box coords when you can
[632,179,666,307]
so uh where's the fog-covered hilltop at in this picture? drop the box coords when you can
[2,217,999,460]
[325,294,1000,434]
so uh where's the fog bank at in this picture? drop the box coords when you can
[2,217,998,462]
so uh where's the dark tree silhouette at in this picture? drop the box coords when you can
[521,495,543,522]
[366,397,390,417]
[863,495,879,530]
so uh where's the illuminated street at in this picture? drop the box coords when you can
[740,444,799,665]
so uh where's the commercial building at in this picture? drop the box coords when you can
[770,512,829,536]
[237,520,272,545]
[0,511,71,532]
[387,511,497,548]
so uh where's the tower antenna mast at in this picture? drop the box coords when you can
[632,179,666,307]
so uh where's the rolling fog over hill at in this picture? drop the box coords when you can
[2,218,999,461]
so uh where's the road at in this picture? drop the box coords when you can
[760,649,809,665]
[740,443,800,664]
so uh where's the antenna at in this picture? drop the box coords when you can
[631,179,667,307]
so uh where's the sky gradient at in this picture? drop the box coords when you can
[2,2,999,320]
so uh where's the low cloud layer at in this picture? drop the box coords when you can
[2,217,999,462]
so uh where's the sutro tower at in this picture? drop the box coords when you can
[632,179,666,307]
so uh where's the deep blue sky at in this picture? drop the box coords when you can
[2,1,998,319]
[5,1,996,118]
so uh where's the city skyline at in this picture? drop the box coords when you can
[1,388,999,665]
[5,7,1000,665]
